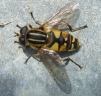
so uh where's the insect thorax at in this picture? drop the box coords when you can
[27,29,47,49]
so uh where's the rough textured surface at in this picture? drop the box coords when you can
[0,0,101,96]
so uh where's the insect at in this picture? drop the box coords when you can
[14,2,87,94]
[0,22,11,27]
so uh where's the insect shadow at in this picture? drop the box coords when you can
[23,45,81,63]
[21,46,81,94]
[22,47,73,94]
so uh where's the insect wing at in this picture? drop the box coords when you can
[43,2,80,29]
[39,49,71,94]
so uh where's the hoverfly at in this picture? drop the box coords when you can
[14,2,87,94]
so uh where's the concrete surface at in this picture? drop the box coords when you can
[0,0,101,96]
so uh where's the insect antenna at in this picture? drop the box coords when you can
[16,24,22,29]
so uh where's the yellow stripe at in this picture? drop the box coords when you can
[72,37,76,43]
[71,44,74,50]
[28,38,45,42]
[29,33,46,37]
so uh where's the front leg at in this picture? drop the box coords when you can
[24,53,39,64]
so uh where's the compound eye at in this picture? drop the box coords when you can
[19,37,25,45]
[20,26,28,34]
[21,37,25,41]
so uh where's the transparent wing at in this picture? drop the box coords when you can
[39,49,71,94]
[43,2,80,29]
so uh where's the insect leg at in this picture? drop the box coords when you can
[56,22,88,32]
[14,41,20,44]
[30,12,42,26]
[65,23,88,32]
[63,57,82,69]
[24,53,39,64]
[68,24,88,32]
[14,32,19,37]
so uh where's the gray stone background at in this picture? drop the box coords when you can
[0,0,101,96]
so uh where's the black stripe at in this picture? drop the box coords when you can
[73,38,78,49]
[30,30,46,35]
[68,36,73,50]
[66,35,71,50]
[47,32,56,48]
[28,30,46,41]
[28,34,46,40]
[28,40,45,44]
[56,31,65,50]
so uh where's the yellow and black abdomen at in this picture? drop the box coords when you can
[27,29,47,49]
[44,29,80,51]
